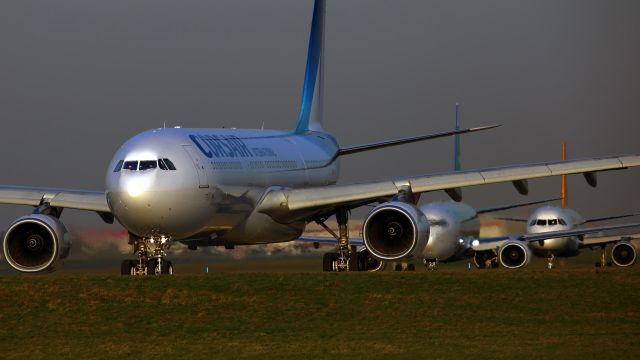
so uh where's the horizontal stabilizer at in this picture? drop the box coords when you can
[477,197,561,215]
[337,125,500,156]
[495,217,529,222]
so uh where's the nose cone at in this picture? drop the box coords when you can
[105,131,211,239]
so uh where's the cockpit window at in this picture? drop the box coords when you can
[548,219,558,226]
[536,219,547,226]
[529,220,536,226]
[158,159,168,170]
[123,161,138,171]
[113,160,124,172]
[162,158,177,170]
[139,160,157,171]
[559,218,567,225]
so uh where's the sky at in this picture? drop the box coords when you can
[1,0,639,230]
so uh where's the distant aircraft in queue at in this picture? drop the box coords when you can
[304,115,640,271]
[473,143,640,270]
[1,0,640,276]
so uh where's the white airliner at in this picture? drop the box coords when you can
[474,143,640,270]
[2,0,640,276]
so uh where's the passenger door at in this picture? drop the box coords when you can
[182,145,209,188]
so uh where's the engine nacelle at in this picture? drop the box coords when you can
[357,248,386,272]
[363,202,429,261]
[498,240,532,269]
[3,214,71,273]
[611,241,637,267]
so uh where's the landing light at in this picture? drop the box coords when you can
[471,240,480,247]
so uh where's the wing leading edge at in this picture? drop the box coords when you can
[0,186,109,213]
[258,155,640,222]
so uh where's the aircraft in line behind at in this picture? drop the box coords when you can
[1,0,639,275]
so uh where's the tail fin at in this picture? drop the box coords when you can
[453,103,461,171]
[561,142,568,208]
[294,0,325,134]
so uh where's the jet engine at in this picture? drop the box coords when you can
[498,240,532,269]
[611,241,637,267]
[3,214,71,273]
[363,202,429,261]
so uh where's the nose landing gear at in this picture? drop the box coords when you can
[121,233,174,276]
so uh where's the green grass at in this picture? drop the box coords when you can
[1,265,639,359]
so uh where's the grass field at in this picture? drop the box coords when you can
[1,256,639,359]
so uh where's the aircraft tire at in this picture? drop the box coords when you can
[322,253,335,272]
[349,252,360,271]
[147,259,158,276]
[162,261,174,275]
[120,260,135,276]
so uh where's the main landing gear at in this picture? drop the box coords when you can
[121,233,174,276]
[423,258,439,271]
[595,247,612,270]
[319,208,360,272]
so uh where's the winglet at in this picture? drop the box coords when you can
[294,0,325,134]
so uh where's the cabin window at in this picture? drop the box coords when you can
[536,219,547,226]
[113,160,124,172]
[123,161,138,171]
[139,160,158,171]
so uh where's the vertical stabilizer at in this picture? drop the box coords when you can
[561,142,568,208]
[453,103,461,171]
[294,0,325,133]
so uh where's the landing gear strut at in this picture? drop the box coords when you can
[423,258,439,271]
[318,208,359,271]
[546,253,556,270]
[595,247,611,269]
[121,233,174,276]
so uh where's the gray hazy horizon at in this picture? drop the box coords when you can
[1,0,639,229]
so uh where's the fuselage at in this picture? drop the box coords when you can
[106,128,339,244]
[420,201,480,261]
[525,205,583,257]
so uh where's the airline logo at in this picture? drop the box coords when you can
[189,134,253,159]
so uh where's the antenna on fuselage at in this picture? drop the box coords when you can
[561,141,568,208]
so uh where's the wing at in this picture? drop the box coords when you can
[581,213,640,224]
[471,223,640,251]
[296,236,364,246]
[338,125,499,156]
[580,233,640,249]
[258,155,640,222]
[0,185,110,217]
[476,197,561,215]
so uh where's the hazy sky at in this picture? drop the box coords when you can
[1,0,639,229]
